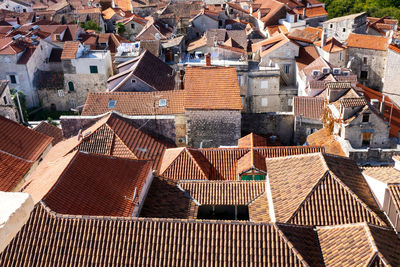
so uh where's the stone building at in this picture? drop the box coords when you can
[383,45,400,107]
[41,41,113,111]
[314,37,347,68]
[117,14,147,41]
[0,80,19,122]
[346,33,389,90]
[322,12,367,43]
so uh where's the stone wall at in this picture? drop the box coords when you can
[349,148,400,165]
[60,115,104,138]
[185,109,241,148]
[241,112,294,145]
[322,13,366,43]
[0,105,19,122]
[383,48,400,107]
[294,116,323,145]
[347,47,387,90]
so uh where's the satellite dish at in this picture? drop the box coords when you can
[154,32,161,40]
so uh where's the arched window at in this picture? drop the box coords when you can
[68,81,75,92]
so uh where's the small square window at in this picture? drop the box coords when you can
[360,70,368,80]
[342,28,346,32]
[363,57,368,64]
[9,74,16,84]
[261,80,268,89]
[131,79,136,83]
[362,114,369,123]
[57,90,64,97]
[131,23,135,29]
[90,65,98,73]
[261,97,268,107]
[159,99,167,107]
[108,100,116,108]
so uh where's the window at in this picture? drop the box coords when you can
[342,28,346,32]
[131,23,135,29]
[99,42,107,46]
[159,99,167,107]
[71,99,76,108]
[240,172,266,181]
[360,71,368,80]
[261,80,268,89]
[9,74,16,84]
[362,113,369,123]
[363,57,367,64]
[339,52,342,61]
[108,100,116,108]
[197,205,249,221]
[68,81,74,92]
[306,127,311,135]
[131,79,136,83]
[330,24,333,28]
[261,97,268,107]
[3,96,7,104]
[57,90,64,97]
[90,65,98,73]
[288,98,293,106]
[284,64,290,74]
[362,132,371,146]
[55,34,61,41]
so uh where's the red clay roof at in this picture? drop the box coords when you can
[306,128,346,157]
[293,96,324,120]
[60,41,79,59]
[0,115,53,162]
[238,133,268,148]
[43,152,152,217]
[184,66,242,110]
[346,33,388,51]
[34,121,64,145]
[0,150,32,191]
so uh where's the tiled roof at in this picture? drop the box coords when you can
[237,150,267,175]
[306,128,346,157]
[160,146,324,181]
[43,152,152,217]
[81,90,185,116]
[238,133,267,148]
[0,115,52,162]
[298,6,327,18]
[34,121,64,145]
[252,33,290,57]
[248,193,270,222]
[389,44,400,54]
[109,50,175,92]
[178,180,265,205]
[314,37,346,53]
[388,184,400,216]
[265,153,388,226]
[1,202,331,266]
[74,113,176,170]
[361,167,400,184]
[184,66,242,110]
[346,33,388,51]
[294,96,324,120]
[339,97,366,108]
[296,45,319,71]
[317,223,400,266]
[287,28,320,43]
[60,41,79,59]
[0,150,32,191]
[113,0,132,11]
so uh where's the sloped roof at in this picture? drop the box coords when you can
[296,45,319,71]
[238,133,268,148]
[60,41,79,59]
[0,150,32,191]
[315,37,346,53]
[317,223,400,266]
[160,146,324,181]
[73,113,176,170]
[34,121,63,145]
[0,115,53,162]
[293,96,324,120]
[184,66,242,110]
[178,180,265,205]
[252,33,290,57]
[287,28,320,43]
[237,150,267,175]
[361,167,400,184]
[306,128,346,157]
[346,33,388,51]
[109,50,175,92]
[265,153,388,226]
[42,152,152,217]
[81,90,185,116]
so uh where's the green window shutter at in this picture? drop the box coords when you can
[68,81,74,92]
[254,175,265,181]
[241,175,253,181]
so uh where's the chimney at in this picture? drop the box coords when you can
[321,31,327,48]
[302,8,306,19]
[380,95,385,115]
[205,53,211,66]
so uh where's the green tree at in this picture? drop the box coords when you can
[115,22,126,35]
[47,117,59,126]
[80,20,102,32]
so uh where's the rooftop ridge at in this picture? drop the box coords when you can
[0,148,33,163]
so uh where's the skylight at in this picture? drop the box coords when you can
[108,100,116,108]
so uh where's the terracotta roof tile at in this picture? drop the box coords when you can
[315,37,346,53]
[237,150,267,175]
[160,146,324,181]
[34,121,64,145]
[248,193,270,222]
[362,167,400,184]
[0,150,32,191]
[81,90,185,116]
[266,153,388,226]
[0,115,52,162]
[306,128,346,157]
[43,152,152,216]
[238,133,268,148]
[346,33,389,51]
[294,96,324,120]
[288,28,320,43]
[178,180,265,205]
[296,45,319,71]
[184,66,242,110]
[388,184,400,216]
[60,41,79,59]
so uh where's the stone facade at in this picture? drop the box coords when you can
[347,47,387,90]
[0,83,19,122]
[383,48,400,107]
[241,112,294,145]
[294,117,323,145]
[322,13,366,43]
[185,109,241,148]
[316,46,347,68]
[122,20,146,41]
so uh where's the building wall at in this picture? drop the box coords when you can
[306,15,328,27]
[241,112,294,145]
[192,15,218,34]
[347,47,387,90]
[316,46,347,68]
[322,14,366,43]
[383,49,400,107]
[185,109,241,148]
[0,0,32,12]
[294,116,323,145]
[107,74,155,92]
[247,71,280,113]
[123,21,145,41]
[341,110,391,149]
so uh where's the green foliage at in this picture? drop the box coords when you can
[47,117,59,127]
[80,20,102,32]
[322,0,400,20]
[10,89,28,121]
[115,22,126,35]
